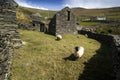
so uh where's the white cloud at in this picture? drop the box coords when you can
[14,0,48,10]
[63,0,120,8]
[64,4,71,7]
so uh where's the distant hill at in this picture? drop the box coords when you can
[16,6,120,24]
[71,7,120,19]
[16,6,56,23]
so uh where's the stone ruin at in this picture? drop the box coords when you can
[30,13,47,32]
[0,0,21,79]
[49,7,78,35]
[18,7,78,35]
[18,13,47,33]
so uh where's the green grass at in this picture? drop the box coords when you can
[11,30,113,80]
[80,22,102,26]
[95,26,120,35]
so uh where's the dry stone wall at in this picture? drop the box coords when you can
[0,0,21,48]
[0,0,21,80]
[78,30,120,80]
[0,33,13,80]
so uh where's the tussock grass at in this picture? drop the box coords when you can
[11,30,113,80]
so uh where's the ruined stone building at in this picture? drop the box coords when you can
[0,0,21,79]
[49,7,78,35]
[18,13,47,33]
[30,13,47,32]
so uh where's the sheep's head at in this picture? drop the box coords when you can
[74,46,84,58]
[74,46,79,51]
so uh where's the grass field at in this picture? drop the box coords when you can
[11,30,114,80]
[95,26,120,35]
[80,22,102,26]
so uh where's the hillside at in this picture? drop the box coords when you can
[16,6,120,23]
[16,6,56,23]
[16,6,120,35]
[11,30,114,80]
[72,7,120,19]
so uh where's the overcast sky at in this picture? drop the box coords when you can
[15,0,120,10]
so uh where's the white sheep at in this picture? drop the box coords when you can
[56,34,62,40]
[74,46,84,58]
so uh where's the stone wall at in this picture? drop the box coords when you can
[78,30,120,80]
[0,0,21,48]
[49,7,78,35]
[0,33,13,80]
[0,0,21,80]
